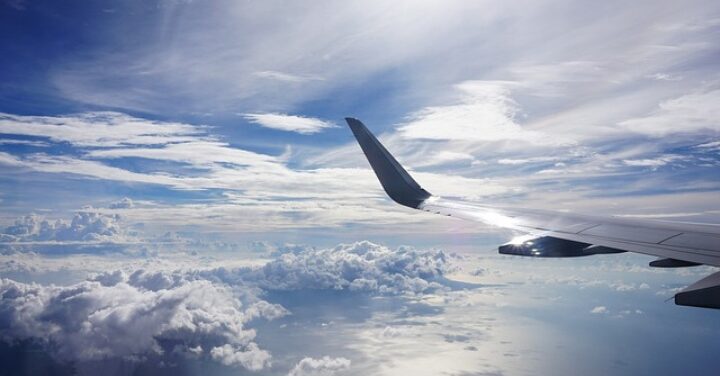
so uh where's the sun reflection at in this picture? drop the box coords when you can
[507,234,537,245]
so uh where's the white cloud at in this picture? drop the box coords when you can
[648,72,682,81]
[696,140,720,151]
[497,156,559,165]
[243,113,336,134]
[0,211,132,244]
[381,326,402,338]
[0,277,281,369]
[253,70,324,83]
[109,197,134,209]
[87,140,278,169]
[398,81,550,144]
[227,241,456,295]
[622,154,684,169]
[288,356,351,376]
[416,151,475,167]
[0,139,49,147]
[0,112,206,147]
[618,89,720,137]
[210,343,271,370]
[0,239,466,372]
[590,306,608,314]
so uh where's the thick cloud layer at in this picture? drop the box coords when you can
[0,274,285,371]
[0,241,456,372]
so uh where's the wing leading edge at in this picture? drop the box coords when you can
[345,117,720,309]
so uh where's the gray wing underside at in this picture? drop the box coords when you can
[345,117,720,309]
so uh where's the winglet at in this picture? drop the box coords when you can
[346,117,431,208]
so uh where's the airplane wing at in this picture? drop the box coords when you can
[346,117,720,309]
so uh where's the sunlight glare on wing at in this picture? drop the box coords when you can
[508,234,537,245]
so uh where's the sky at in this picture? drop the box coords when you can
[1,0,720,375]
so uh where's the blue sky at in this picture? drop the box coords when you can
[1,1,720,375]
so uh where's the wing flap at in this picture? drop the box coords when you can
[578,224,681,244]
[661,233,720,251]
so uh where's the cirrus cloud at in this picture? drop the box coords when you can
[243,113,337,134]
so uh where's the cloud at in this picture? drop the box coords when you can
[0,211,132,244]
[288,356,351,376]
[0,112,206,147]
[210,343,271,370]
[622,154,684,169]
[109,197,135,209]
[590,306,608,314]
[0,239,464,372]
[86,140,279,170]
[0,139,49,147]
[415,151,476,167]
[648,72,682,81]
[243,113,337,134]
[0,276,282,370]
[618,89,720,137]
[696,140,720,151]
[253,71,324,83]
[237,241,456,295]
[497,157,560,165]
[398,81,551,144]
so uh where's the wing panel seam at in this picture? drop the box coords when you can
[657,232,684,244]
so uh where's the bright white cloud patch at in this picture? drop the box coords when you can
[619,89,720,137]
[398,81,550,144]
[288,356,351,376]
[243,113,336,134]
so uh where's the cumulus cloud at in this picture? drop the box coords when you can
[288,356,351,376]
[0,240,462,372]
[0,211,131,244]
[109,197,134,209]
[590,306,608,314]
[243,113,337,134]
[210,343,271,370]
[237,241,455,295]
[0,276,283,370]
